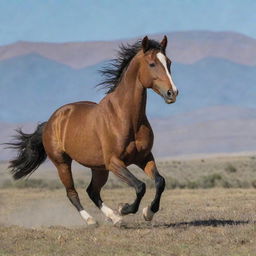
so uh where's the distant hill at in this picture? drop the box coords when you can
[1,106,256,160]
[152,106,256,157]
[171,57,256,112]
[0,31,256,68]
[0,53,104,122]
[0,52,256,122]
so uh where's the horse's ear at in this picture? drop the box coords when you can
[160,35,168,52]
[142,36,149,53]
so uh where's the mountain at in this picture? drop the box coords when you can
[0,53,105,122]
[0,53,256,123]
[164,31,256,66]
[0,41,115,69]
[170,57,256,111]
[152,106,256,157]
[0,31,256,68]
[1,106,256,160]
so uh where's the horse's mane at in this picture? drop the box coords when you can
[97,39,163,94]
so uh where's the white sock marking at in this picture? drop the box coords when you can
[101,203,121,224]
[79,210,92,221]
[156,52,177,93]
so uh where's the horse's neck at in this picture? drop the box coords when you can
[110,61,147,130]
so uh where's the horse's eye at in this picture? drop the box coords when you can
[149,63,156,67]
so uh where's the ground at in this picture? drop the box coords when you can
[0,154,256,256]
[0,188,256,256]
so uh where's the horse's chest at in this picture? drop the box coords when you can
[123,137,152,162]
[125,141,137,155]
[115,123,153,163]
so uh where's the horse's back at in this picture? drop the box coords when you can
[45,100,98,130]
[70,100,97,106]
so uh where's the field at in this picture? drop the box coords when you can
[0,154,256,256]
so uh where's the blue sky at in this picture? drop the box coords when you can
[0,0,255,45]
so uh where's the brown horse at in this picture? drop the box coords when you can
[8,36,178,226]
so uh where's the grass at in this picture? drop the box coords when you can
[0,188,256,256]
[1,154,256,255]
[1,154,256,189]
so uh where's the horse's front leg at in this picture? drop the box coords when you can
[108,157,146,215]
[136,153,165,221]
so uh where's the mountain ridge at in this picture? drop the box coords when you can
[1,31,256,68]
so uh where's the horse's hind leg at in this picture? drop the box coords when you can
[87,169,121,224]
[54,160,97,225]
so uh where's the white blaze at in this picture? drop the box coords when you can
[156,52,177,93]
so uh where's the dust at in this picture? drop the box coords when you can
[0,189,108,228]
[2,199,85,228]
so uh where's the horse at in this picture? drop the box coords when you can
[7,36,178,226]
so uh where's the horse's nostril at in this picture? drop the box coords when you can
[167,90,172,97]
[176,89,179,96]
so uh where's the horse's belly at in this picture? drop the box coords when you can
[64,125,104,167]
[67,140,104,167]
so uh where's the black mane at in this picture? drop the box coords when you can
[97,39,163,94]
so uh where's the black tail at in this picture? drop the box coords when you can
[6,122,47,180]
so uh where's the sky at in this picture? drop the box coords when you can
[0,0,255,45]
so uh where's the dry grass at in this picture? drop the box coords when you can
[1,154,256,190]
[0,154,256,255]
[0,188,256,256]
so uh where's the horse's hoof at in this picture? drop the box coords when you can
[118,203,129,215]
[105,217,113,223]
[113,218,125,228]
[142,206,154,221]
[105,214,122,225]
[86,217,98,227]
[112,213,123,225]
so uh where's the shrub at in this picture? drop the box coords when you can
[199,173,223,188]
[225,164,237,173]
[221,179,232,188]
[165,177,182,189]
[186,180,199,189]
[251,180,256,188]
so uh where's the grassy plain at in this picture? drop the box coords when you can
[0,154,256,256]
[1,153,256,190]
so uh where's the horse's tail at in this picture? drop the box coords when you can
[6,122,47,180]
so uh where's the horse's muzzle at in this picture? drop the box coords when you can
[164,89,179,104]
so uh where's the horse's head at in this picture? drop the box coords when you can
[138,36,178,104]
